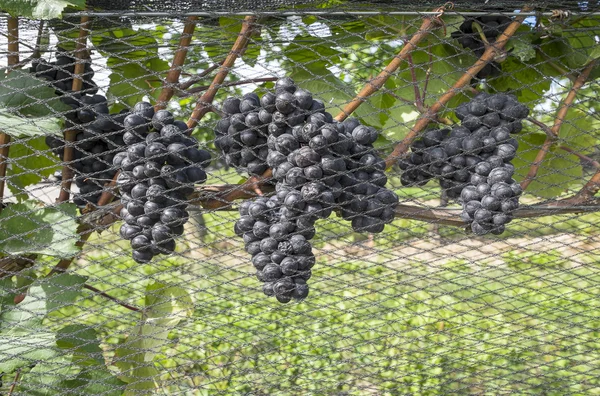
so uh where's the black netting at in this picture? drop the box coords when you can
[0,3,600,395]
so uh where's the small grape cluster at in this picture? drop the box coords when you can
[215,78,328,176]
[460,162,522,235]
[232,78,398,302]
[235,196,314,303]
[30,50,98,95]
[451,16,512,79]
[400,93,528,235]
[45,93,127,208]
[115,103,211,263]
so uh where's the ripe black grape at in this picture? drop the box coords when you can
[115,103,211,263]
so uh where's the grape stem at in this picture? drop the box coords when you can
[178,59,225,90]
[520,58,598,191]
[0,17,19,213]
[155,16,198,110]
[559,145,600,169]
[57,16,90,203]
[421,44,433,104]
[187,16,258,129]
[526,117,600,169]
[7,368,21,396]
[406,53,424,112]
[84,284,141,312]
[384,9,530,169]
[177,77,278,97]
[334,5,448,122]
[470,21,490,47]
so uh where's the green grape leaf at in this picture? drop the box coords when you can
[6,136,61,201]
[106,58,169,107]
[381,106,419,141]
[488,56,551,105]
[114,282,192,392]
[558,109,598,152]
[506,31,537,62]
[17,325,126,395]
[61,369,127,396]
[0,273,87,331]
[0,202,80,258]
[289,66,353,115]
[513,132,582,198]
[284,39,342,68]
[56,324,104,362]
[0,0,85,19]
[442,15,465,38]
[0,70,71,116]
[0,332,57,373]
[363,15,422,40]
[91,28,160,60]
[326,20,368,46]
[16,355,79,396]
[0,278,16,313]
[0,112,62,138]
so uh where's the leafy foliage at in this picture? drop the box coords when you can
[0,202,79,258]
[0,70,71,116]
[0,274,125,393]
[6,136,61,201]
[114,282,193,394]
[0,0,85,19]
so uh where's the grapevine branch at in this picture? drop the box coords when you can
[84,284,141,312]
[520,59,598,191]
[178,59,224,90]
[155,16,198,110]
[526,118,600,168]
[187,15,258,129]
[384,11,529,169]
[0,17,19,212]
[73,180,600,233]
[334,6,447,122]
[57,16,90,203]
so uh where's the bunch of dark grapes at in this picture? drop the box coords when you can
[216,77,327,176]
[45,94,127,209]
[235,195,315,303]
[400,92,528,235]
[460,162,522,235]
[451,16,512,79]
[115,103,211,263]
[232,78,398,302]
[30,49,98,95]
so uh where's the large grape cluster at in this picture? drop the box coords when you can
[215,78,328,176]
[30,50,98,95]
[232,78,398,302]
[400,93,528,235]
[115,103,211,263]
[45,93,127,209]
[451,16,512,79]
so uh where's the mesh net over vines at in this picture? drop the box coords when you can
[1,1,600,394]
